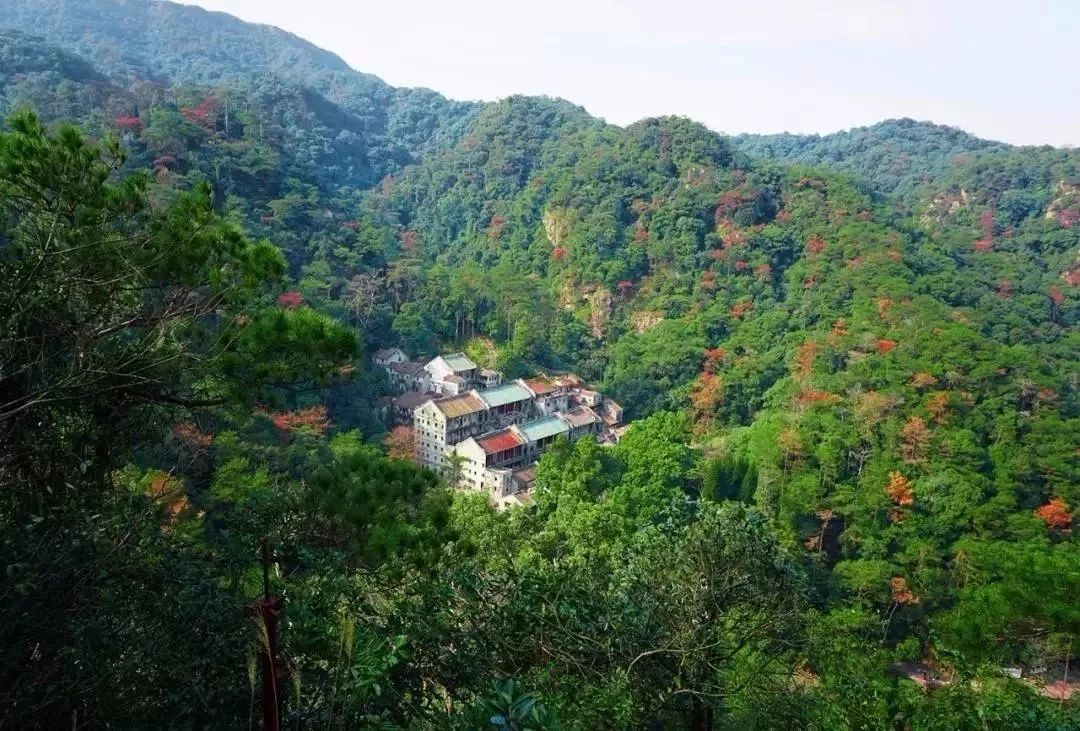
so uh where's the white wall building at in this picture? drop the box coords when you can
[425,352,479,394]
[372,347,408,368]
[413,392,488,469]
[450,415,575,502]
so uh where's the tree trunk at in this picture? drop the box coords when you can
[689,697,713,731]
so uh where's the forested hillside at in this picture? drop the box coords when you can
[733,119,1009,200]
[1,0,478,187]
[0,1,1077,728]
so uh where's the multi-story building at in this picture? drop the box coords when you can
[387,360,431,394]
[453,428,527,495]
[405,358,625,496]
[375,348,508,400]
[389,390,432,426]
[476,381,535,428]
[413,392,488,469]
[516,415,570,453]
[425,353,479,394]
[524,376,571,416]
[478,368,503,388]
[451,415,575,500]
[561,405,602,439]
[412,381,538,469]
[600,399,624,426]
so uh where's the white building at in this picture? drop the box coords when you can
[425,353,479,394]
[372,347,408,369]
[450,415,574,504]
[407,363,623,496]
[524,376,571,416]
[411,381,538,471]
[389,390,431,425]
[439,374,469,396]
[453,430,525,494]
[413,392,488,469]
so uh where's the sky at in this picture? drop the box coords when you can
[184,0,1079,146]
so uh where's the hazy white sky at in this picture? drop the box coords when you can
[184,0,1078,146]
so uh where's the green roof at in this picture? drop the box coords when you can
[443,353,477,372]
[478,383,532,408]
[518,416,569,443]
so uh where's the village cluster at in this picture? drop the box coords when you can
[373,348,625,506]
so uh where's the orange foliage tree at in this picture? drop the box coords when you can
[909,372,938,390]
[926,391,951,424]
[890,576,919,604]
[794,340,817,382]
[729,300,752,319]
[173,421,213,449]
[270,405,330,436]
[384,426,417,462]
[805,234,827,256]
[900,416,931,464]
[876,339,897,354]
[972,209,995,251]
[885,471,914,506]
[876,298,893,320]
[796,389,838,409]
[828,318,848,343]
[486,214,507,240]
[702,347,727,374]
[690,373,724,430]
[1034,498,1072,529]
[276,291,304,309]
[146,472,188,526]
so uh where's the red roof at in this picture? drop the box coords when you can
[477,430,524,455]
[526,378,556,395]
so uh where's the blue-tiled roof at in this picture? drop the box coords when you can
[518,416,570,443]
[478,383,532,408]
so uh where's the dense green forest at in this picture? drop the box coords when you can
[733,119,1009,201]
[0,1,1077,728]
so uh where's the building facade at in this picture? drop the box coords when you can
[476,381,535,428]
[413,392,488,469]
[390,390,431,426]
[387,361,431,394]
[402,360,626,500]
[425,353,480,394]
[451,414,578,501]
[373,347,408,368]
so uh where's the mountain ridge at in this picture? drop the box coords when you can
[0,1,1037,152]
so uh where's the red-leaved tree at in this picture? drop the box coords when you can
[277,291,304,309]
[384,426,417,462]
[1034,498,1072,529]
